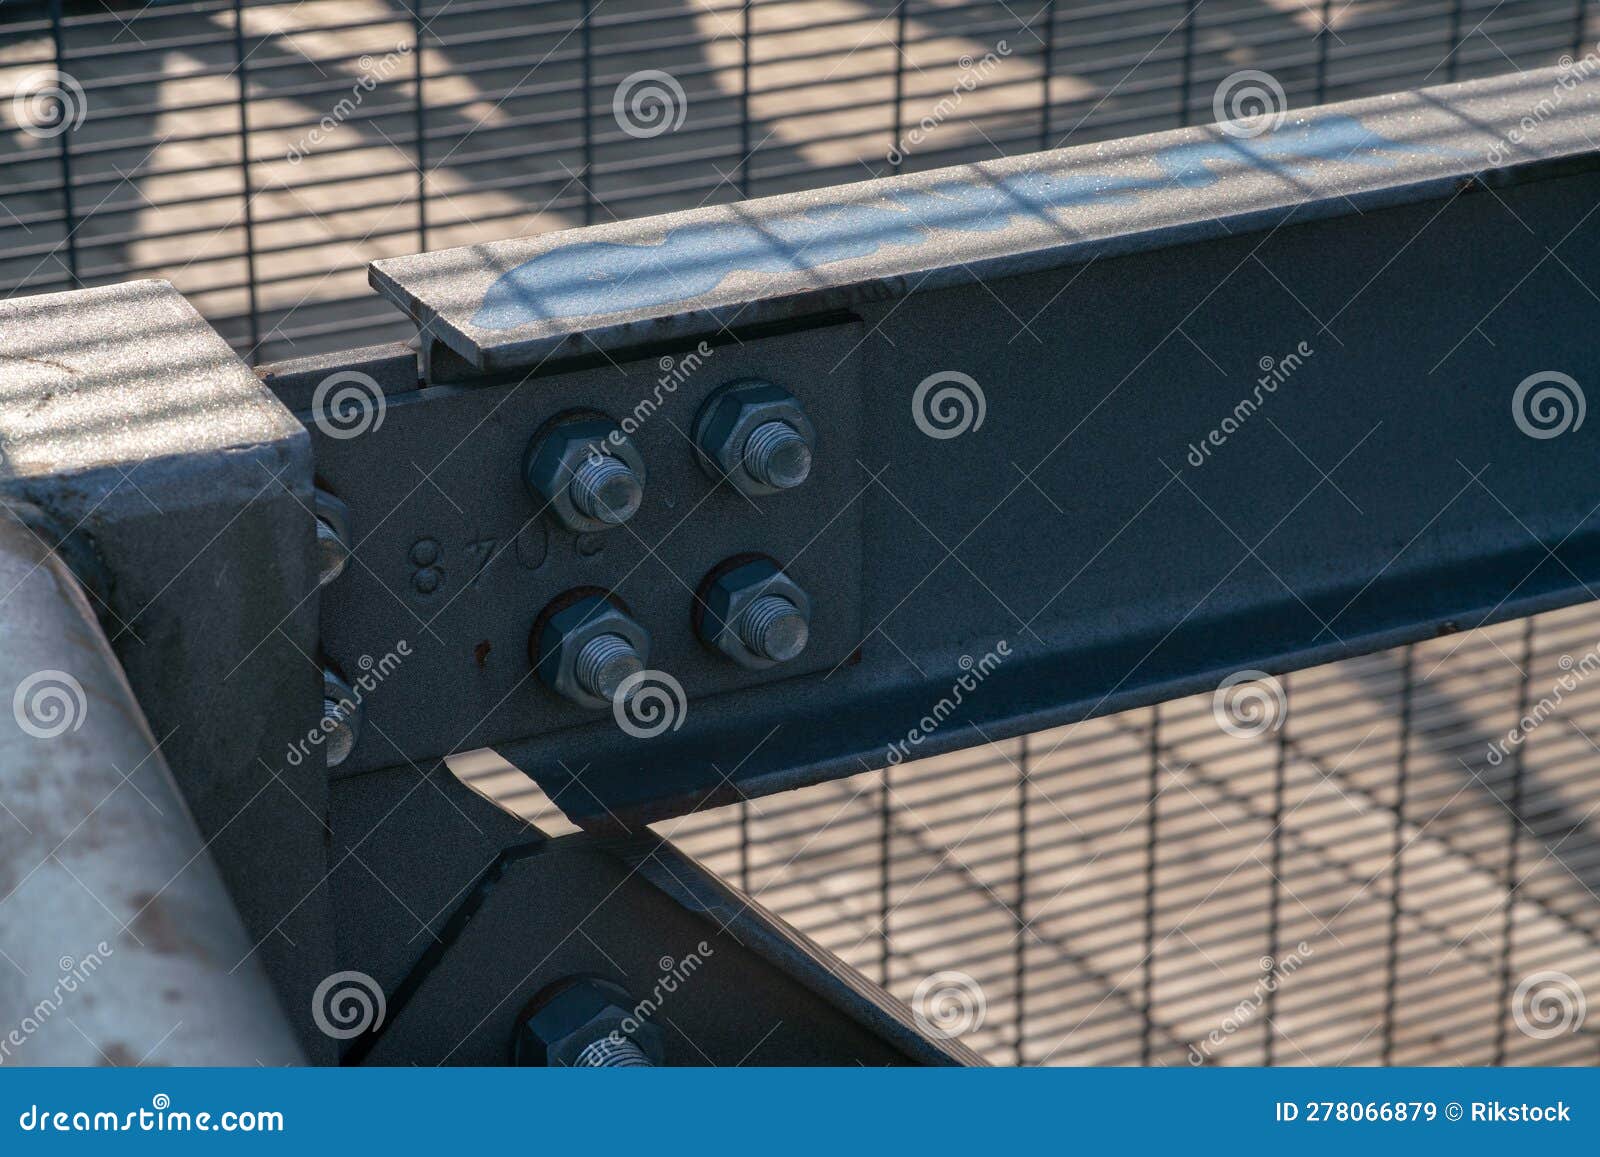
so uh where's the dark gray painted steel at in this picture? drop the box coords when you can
[312,321,865,780]
[332,763,976,1064]
[314,68,1600,833]
[258,341,421,412]
[351,836,977,1065]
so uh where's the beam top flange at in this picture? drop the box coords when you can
[370,66,1600,373]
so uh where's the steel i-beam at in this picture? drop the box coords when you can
[270,66,1600,832]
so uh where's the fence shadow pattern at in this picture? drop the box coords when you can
[0,0,1593,361]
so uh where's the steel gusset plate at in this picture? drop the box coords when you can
[326,766,975,1066]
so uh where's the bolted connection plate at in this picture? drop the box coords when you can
[308,321,864,780]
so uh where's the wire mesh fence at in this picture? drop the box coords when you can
[459,602,1600,1066]
[2,0,1595,362]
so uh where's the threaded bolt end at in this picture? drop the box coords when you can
[315,517,351,587]
[322,696,357,767]
[743,420,812,489]
[570,454,644,524]
[574,633,644,701]
[739,594,809,663]
[572,1035,654,1067]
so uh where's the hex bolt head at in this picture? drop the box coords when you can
[533,592,652,710]
[523,416,647,532]
[693,380,816,498]
[697,557,812,670]
[322,668,362,768]
[313,489,353,588]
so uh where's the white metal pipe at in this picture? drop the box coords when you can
[0,515,305,1066]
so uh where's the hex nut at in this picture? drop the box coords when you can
[697,557,812,670]
[513,977,666,1067]
[693,380,816,497]
[523,416,647,532]
[533,593,651,710]
[313,489,352,587]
